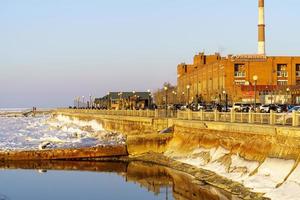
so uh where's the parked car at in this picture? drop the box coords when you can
[233,103,243,112]
[241,104,251,112]
[260,104,279,113]
[287,106,300,113]
[277,106,300,124]
[221,105,232,112]
[204,104,215,112]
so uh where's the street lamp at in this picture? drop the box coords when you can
[223,90,228,112]
[164,86,168,117]
[147,89,151,109]
[286,88,290,104]
[107,92,110,110]
[172,91,177,104]
[245,81,250,103]
[118,92,123,110]
[253,75,258,112]
[132,90,136,110]
[186,84,191,106]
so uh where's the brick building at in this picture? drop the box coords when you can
[177,0,300,105]
[177,53,300,104]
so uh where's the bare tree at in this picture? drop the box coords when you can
[153,82,177,106]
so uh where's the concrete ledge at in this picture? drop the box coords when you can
[0,145,127,161]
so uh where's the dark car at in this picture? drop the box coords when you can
[276,104,288,113]
[241,104,251,112]
[260,104,279,113]
[204,104,215,112]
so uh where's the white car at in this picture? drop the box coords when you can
[260,105,270,113]
[233,103,243,112]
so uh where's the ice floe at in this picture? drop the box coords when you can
[0,114,125,151]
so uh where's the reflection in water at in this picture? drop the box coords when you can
[0,160,241,200]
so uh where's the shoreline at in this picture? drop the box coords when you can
[0,151,268,200]
[1,109,292,199]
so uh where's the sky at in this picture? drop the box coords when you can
[0,0,299,108]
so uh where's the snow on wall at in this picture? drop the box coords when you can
[167,147,300,200]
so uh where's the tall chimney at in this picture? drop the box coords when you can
[258,0,266,55]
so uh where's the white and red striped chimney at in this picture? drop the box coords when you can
[258,0,266,55]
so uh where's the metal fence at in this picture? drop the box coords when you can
[62,109,300,127]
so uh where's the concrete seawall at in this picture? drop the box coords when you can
[54,109,300,162]
[54,109,169,135]
[51,109,300,199]
[171,119,300,162]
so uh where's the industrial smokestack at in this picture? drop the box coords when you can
[258,0,266,55]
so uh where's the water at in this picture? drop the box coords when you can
[0,161,235,200]
[0,114,241,200]
[0,169,171,200]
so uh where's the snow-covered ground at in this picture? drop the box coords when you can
[0,114,125,151]
[166,147,300,200]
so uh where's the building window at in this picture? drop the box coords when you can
[234,64,245,77]
[296,64,300,77]
[277,80,288,86]
[277,64,288,77]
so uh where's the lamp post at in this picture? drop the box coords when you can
[147,89,151,109]
[223,90,228,112]
[186,84,191,107]
[253,75,258,112]
[245,81,250,103]
[118,92,123,110]
[286,88,290,104]
[164,86,168,117]
[132,90,136,110]
[172,91,177,105]
[107,92,110,110]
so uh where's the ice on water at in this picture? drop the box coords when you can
[0,114,125,151]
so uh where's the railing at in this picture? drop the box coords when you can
[62,109,300,127]
[61,109,177,118]
[176,110,300,127]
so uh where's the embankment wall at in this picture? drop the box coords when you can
[54,109,300,163]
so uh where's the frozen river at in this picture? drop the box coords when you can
[0,113,125,151]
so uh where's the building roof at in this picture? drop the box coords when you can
[96,92,151,101]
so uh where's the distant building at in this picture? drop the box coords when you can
[177,53,300,104]
[177,0,300,105]
[94,92,152,110]
[177,53,300,102]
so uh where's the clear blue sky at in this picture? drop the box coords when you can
[0,0,299,108]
